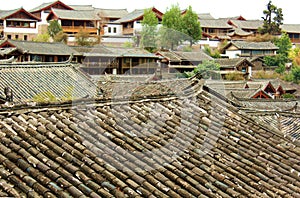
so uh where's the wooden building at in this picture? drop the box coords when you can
[72,45,160,75]
[215,58,254,79]
[0,39,79,62]
[111,7,163,36]
[155,50,213,73]
[0,8,41,41]
[221,40,278,59]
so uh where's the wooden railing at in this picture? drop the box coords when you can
[122,28,134,35]
[62,26,98,34]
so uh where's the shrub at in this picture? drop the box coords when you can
[224,72,245,81]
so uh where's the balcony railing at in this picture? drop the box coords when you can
[62,26,98,34]
[122,28,134,35]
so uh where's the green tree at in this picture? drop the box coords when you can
[203,45,221,58]
[181,6,202,47]
[184,60,220,79]
[291,66,300,83]
[53,31,68,43]
[140,8,159,52]
[264,32,292,73]
[75,28,92,46]
[274,32,292,57]
[259,0,283,35]
[47,20,63,38]
[289,46,300,65]
[32,33,50,42]
[160,4,183,50]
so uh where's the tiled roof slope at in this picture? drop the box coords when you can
[244,110,300,142]
[199,19,232,28]
[6,39,80,56]
[229,19,263,29]
[228,41,279,50]
[50,8,100,20]
[113,9,144,23]
[0,63,97,103]
[281,24,300,33]
[0,77,300,197]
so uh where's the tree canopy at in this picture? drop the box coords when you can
[140,8,159,52]
[259,0,283,35]
[160,4,183,50]
[181,6,202,46]
[47,20,63,38]
[264,32,292,73]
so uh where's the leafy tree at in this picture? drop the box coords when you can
[75,28,92,46]
[274,32,292,57]
[289,46,300,65]
[291,66,300,83]
[160,4,183,50]
[140,8,159,52]
[32,33,50,42]
[264,32,292,73]
[181,6,202,46]
[203,45,221,58]
[47,20,63,38]
[122,41,134,48]
[53,31,68,43]
[184,60,220,79]
[259,0,283,35]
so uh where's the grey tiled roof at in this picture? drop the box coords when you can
[227,28,254,36]
[0,63,97,102]
[0,8,40,21]
[244,108,300,141]
[197,13,215,20]
[229,19,263,29]
[69,5,94,11]
[29,1,57,12]
[157,50,213,62]
[113,9,144,23]
[72,45,159,58]
[0,78,299,197]
[227,40,279,50]
[281,24,300,33]
[215,58,253,68]
[199,19,233,29]
[0,8,20,19]
[50,8,100,20]
[29,1,73,13]
[95,8,129,19]
[174,51,214,61]
[6,39,80,56]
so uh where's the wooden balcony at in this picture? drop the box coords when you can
[62,26,98,34]
[122,28,134,35]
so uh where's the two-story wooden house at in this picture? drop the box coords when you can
[281,24,300,44]
[0,8,41,41]
[46,8,101,43]
[227,19,263,39]
[0,39,79,62]
[199,19,233,39]
[109,7,163,36]
[72,45,160,75]
[215,58,254,79]
[221,40,278,59]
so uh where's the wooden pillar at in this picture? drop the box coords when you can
[130,58,132,74]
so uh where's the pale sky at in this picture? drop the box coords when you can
[4,0,300,24]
